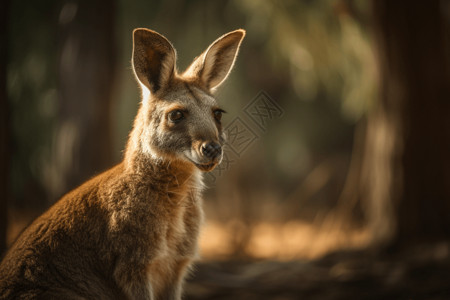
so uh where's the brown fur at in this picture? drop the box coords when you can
[0,28,245,299]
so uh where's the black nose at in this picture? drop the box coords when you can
[201,142,222,159]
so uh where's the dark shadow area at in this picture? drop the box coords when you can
[186,246,450,299]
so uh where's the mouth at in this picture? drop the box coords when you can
[193,162,217,172]
[184,151,222,172]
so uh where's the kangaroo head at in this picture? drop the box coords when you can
[130,28,245,172]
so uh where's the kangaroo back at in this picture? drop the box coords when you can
[0,28,245,300]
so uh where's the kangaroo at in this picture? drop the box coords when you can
[0,28,245,299]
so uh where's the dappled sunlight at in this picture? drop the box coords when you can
[200,219,370,260]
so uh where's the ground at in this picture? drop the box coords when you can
[186,244,450,300]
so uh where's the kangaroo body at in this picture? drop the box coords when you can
[0,28,245,299]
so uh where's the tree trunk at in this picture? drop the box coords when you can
[0,0,10,256]
[51,0,116,199]
[361,0,450,246]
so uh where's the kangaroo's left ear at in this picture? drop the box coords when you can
[184,29,245,92]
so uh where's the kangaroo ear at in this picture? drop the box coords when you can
[132,28,176,94]
[185,29,245,91]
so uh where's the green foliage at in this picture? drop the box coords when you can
[235,0,376,120]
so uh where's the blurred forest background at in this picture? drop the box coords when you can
[1,0,450,298]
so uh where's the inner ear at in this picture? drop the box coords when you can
[142,48,166,92]
[132,29,176,94]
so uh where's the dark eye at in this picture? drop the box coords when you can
[168,110,185,123]
[214,109,225,122]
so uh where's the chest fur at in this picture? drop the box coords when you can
[145,191,204,297]
[107,172,204,259]
[159,191,203,259]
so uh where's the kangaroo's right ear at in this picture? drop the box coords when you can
[132,28,176,95]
